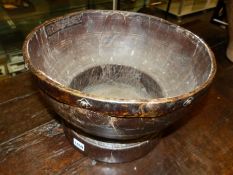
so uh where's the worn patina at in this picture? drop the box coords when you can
[23,10,216,163]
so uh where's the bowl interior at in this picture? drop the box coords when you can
[26,11,213,100]
[70,64,164,99]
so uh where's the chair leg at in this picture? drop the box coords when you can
[227,0,233,62]
[165,0,172,19]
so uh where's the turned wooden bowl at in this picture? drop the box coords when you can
[23,10,216,162]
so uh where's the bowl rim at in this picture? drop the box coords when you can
[22,10,217,107]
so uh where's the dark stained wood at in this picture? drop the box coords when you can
[212,42,233,74]
[0,65,233,174]
[0,80,233,174]
[0,72,53,143]
[23,12,217,163]
[0,72,36,103]
[0,121,86,175]
[1,11,233,175]
[24,10,216,119]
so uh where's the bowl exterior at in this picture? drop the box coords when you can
[42,91,199,140]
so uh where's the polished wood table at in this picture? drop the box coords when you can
[1,62,233,175]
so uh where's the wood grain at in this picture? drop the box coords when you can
[0,72,52,143]
[0,82,233,175]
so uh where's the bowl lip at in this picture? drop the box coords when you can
[23,9,217,105]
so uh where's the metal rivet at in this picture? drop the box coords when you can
[77,98,92,108]
[183,97,194,106]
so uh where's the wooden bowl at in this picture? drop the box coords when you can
[23,10,216,163]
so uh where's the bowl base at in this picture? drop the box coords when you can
[63,124,160,163]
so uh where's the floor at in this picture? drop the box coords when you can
[0,10,233,175]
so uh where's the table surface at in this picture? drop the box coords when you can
[0,69,233,175]
[1,15,233,175]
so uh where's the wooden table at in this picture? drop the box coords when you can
[1,63,233,175]
[1,17,233,175]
